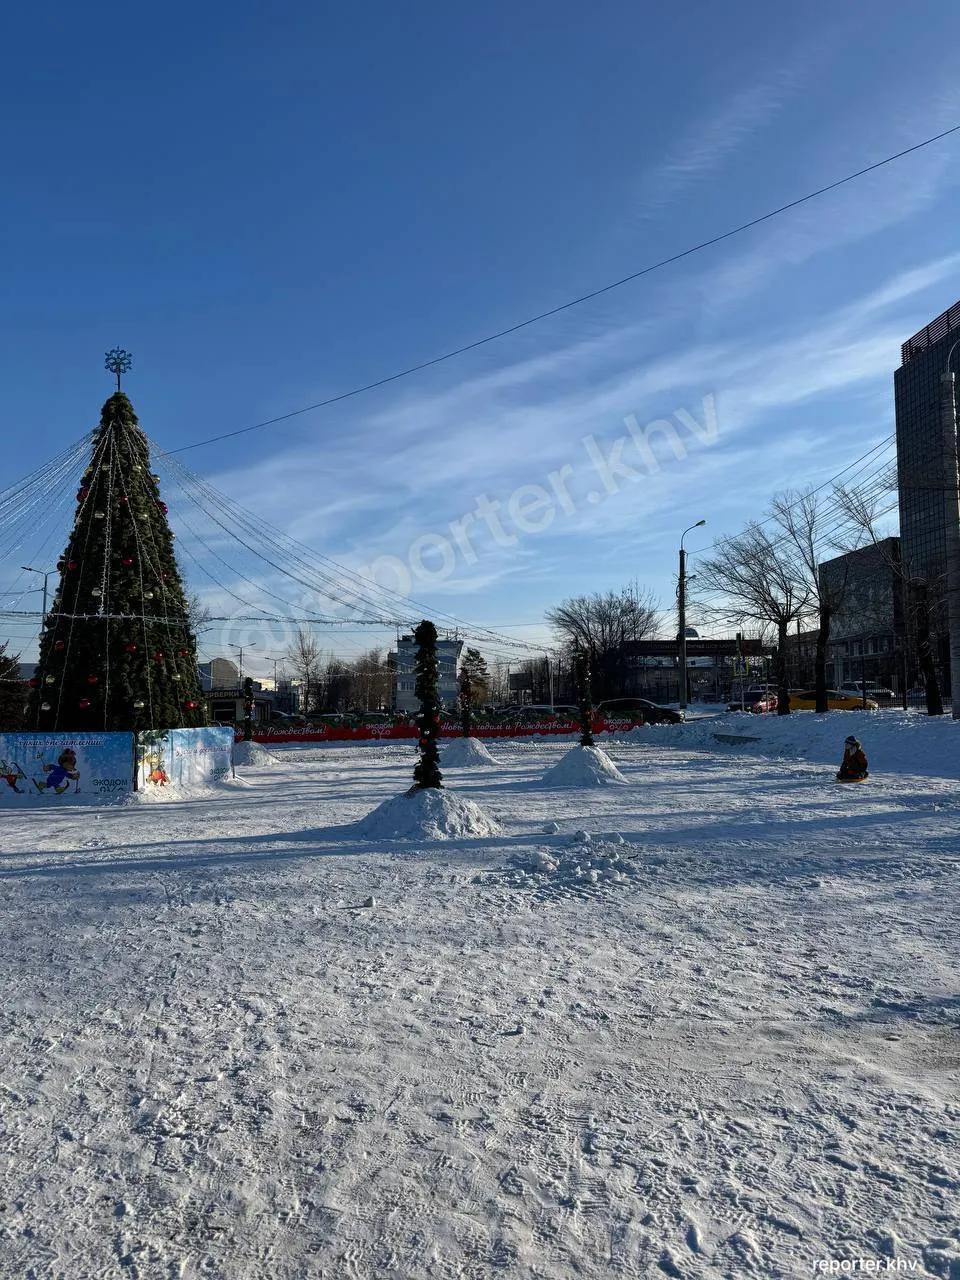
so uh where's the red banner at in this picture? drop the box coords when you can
[235,718,641,744]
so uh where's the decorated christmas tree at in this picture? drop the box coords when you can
[412,619,443,789]
[27,353,206,732]
[574,646,594,747]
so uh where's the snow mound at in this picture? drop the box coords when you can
[483,840,642,895]
[442,735,500,766]
[541,744,627,787]
[355,786,501,841]
[128,777,252,803]
[233,740,279,768]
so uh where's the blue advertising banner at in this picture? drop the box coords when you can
[137,726,234,789]
[0,732,134,804]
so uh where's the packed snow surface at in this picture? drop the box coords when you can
[1,711,958,1278]
[355,783,501,840]
[665,706,960,778]
[441,734,500,766]
[232,739,280,768]
[541,742,628,786]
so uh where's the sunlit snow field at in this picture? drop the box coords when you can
[1,714,958,1278]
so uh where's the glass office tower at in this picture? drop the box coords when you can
[894,300,960,620]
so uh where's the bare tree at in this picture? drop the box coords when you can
[0,642,25,732]
[834,482,944,715]
[699,524,809,714]
[514,655,552,703]
[316,654,352,712]
[769,488,860,714]
[546,587,660,699]
[350,648,393,712]
[286,627,322,712]
[186,592,212,633]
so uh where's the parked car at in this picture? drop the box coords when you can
[788,689,879,711]
[358,712,392,725]
[727,688,778,713]
[597,697,684,725]
[500,707,555,725]
[839,682,896,704]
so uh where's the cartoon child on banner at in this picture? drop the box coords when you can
[35,748,81,795]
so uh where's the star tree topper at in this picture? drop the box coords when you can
[104,347,133,391]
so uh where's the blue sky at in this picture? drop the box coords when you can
[2,2,960,673]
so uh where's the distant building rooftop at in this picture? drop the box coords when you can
[900,299,960,365]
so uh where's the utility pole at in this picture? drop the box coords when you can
[263,653,285,712]
[678,520,706,710]
[678,550,687,708]
[21,566,51,620]
[940,352,960,718]
[229,643,255,690]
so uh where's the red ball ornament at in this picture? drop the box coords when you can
[28,677,39,688]
[86,675,99,685]
[122,557,134,567]
[178,648,189,657]
[54,640,65,651]
[125,642,138,653]
[119,496,129,505]
[79,698,91,710]
[67,560,78,571]
[154,651,165,661]
[184,700,198,710]
[77,487,89,501]
[157,501,168,514]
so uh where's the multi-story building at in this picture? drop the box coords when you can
[818,539,904,690]
[393,634,463,715]
[198,657,240,691]
[894,298,960,684]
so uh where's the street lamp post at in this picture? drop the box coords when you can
[229,643,255,689]
[21,566,52,620]
[678,521,706,711]
[941,340,960,719]
[263,654,286,711]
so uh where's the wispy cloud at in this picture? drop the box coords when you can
[635,71,803,214]
[699,77,960,307]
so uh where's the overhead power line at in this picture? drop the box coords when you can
[166,125,960,456]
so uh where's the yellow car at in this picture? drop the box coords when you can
[788,689,878,711]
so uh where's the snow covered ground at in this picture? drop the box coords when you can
[1,716,958,1278]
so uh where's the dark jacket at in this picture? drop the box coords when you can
[838,747,868,778]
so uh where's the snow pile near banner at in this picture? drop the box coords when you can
[355,786,500,840]
[233,740,280,768]
[665,708,960,780]
[441,736,500,766]
[541,744,627,787]
[129,776,252,804]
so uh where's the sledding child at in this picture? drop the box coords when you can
[837,735,868,782]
